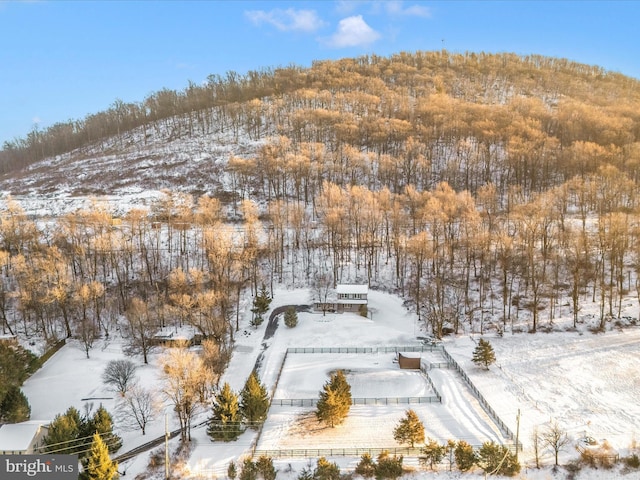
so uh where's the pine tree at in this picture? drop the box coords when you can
[354,453,376,478]
[0,385,31,423]
[255,455,276,480]
[393,409,425,447]
[296,466,314,480]
[44,407,82,454]
[477,441,521,476]
[328,369,351,399]
[81,433,118,480]
[84,406,122,454]
[314,457,340,480]
[284,307,298,328]
[472,338,496,369]
[375,451,404,479]
[0,343,39,401]
[454,440,477,472]
[227,461,237,480]
[420,438,446,469]
[251,284,272,327]
[238,458,257,480]
[240,371,269,429]
[316,370,351,427]
[208,382,242,441]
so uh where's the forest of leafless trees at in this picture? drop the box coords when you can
[0,50,639,359]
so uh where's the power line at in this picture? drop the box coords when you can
[33,431,122,455]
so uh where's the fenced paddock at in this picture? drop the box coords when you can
[256,347,514,456]
[271,352,439,399]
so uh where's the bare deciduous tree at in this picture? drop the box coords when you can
[201,338,231,389]
[312,268,334,316]
[542,421,570,466]
[102,359,138,396]
[117,384,160,435]
[531,426,541,468]
[122,297,157,364]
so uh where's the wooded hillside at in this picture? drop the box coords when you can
[0,50,639,354]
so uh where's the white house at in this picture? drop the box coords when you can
[0,421,49,454]
[315,284,368,313]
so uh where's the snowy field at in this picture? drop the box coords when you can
[20,288,640,479]
[451,329,640,453]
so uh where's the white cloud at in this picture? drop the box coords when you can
[334,0,366,15]
[245,8,326,33]
[32,116,41,125]
[324,15,381,48]
[383,0,431,18]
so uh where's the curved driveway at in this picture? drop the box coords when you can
[263,304,310,340]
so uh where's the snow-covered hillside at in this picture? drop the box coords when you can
[0,115,267,217]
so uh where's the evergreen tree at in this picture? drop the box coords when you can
[477,441,520,476]
[354,453,376,478]
[296,466,314,480]
[375,451,404,479]
[227,461,237,480]
[420,438,446,469]
[393,409,425,447]
[240,371,269,428]
[0,343,39,402]
[316,370,351,427]
[284,307,298,328]
[208,382,242,441]
[238,458,257,480]
[454,440,476,472]
[255,455,276,480]
[83,406,122,454]
[0,385,31,423]
[81,433,118,480]
[313,457,340,480]
[472,338,496,369]
[328,369,351,399]
[251,284,272,327]
[44,407,82,454]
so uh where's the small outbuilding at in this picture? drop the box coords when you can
[398,353,421,369]
[151,327,202,347]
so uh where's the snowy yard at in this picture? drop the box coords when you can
[20,288,640,479]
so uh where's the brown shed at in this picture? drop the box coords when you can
[398,353,421,369]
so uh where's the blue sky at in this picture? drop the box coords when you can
[1,0,638,146]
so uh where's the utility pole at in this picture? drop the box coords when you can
[165,414,170,480]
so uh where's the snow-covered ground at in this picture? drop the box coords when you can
[21,288,640,479]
